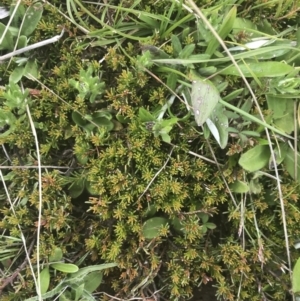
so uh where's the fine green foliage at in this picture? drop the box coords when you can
[1,0,300,300]
[68,65,106,104]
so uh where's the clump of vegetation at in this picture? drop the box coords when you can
[1,0,300,300]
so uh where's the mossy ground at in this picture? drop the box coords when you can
[1,0,300,300]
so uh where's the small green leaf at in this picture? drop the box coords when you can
[92,116,113,130]
[85,181,98,196]
[205,222,216,230]
[9,66,25,84]
[116,114,130,124]
[283,148,300,182]
[166,72,178,91]
[171,217,184,234]
[239,145,270,172]
[219,61,294,77]
[171,35,182,55]
[249,178,262,194]
[199,213,209,223]
[292,258,300,294]
[181,27,190,41]
[40,267,50,294]
[17,35,27,49]
[69,179,85,198]
[152,118,177,141]
[0,110,16,127]
[201,225,208,233]
[139,108,155,122]
[198,66,217,76]
[10,5,26,27]
[273,107,294,135]
[72,111,88,127]
[266,95,294,134]
[191,76,220,126]
[21,3,43,36]
[83,271,103,293]
[92,110,112,120]
[229,180,249,193]
[232,17,257,35]
[64,126,73,139]
[0,23,14,50]
[157,132,169,143]
[72,112,100,133]
[49,248,63,262]
[267,94,289,118]
[24,59,39,80]
[51,263,79,273]
[179,44,195,58]
[238,98,253,113]
[76,153,89,165]
[144,205,157,218]
[142,217,168,239]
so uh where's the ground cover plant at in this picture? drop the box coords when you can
[1,0,300,300]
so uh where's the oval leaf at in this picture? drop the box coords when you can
[24,59,39,80]
[21,3,43,36]
[142,217,168,239]
[40,267,50,294]
[191,78,220,126]
[205,222,217,230]
[49,248,63,262]
[51,263,79,273]
[69,179,85,198]
[83,271,103,293]
[9,66,25,84]
[239,145,270,172]
[85,181,98,196]
[72,111,88,127]
[171,217,184,234]
[229,180,249,193]
[17,35,27,49]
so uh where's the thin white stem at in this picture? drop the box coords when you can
[0,29,65,61]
